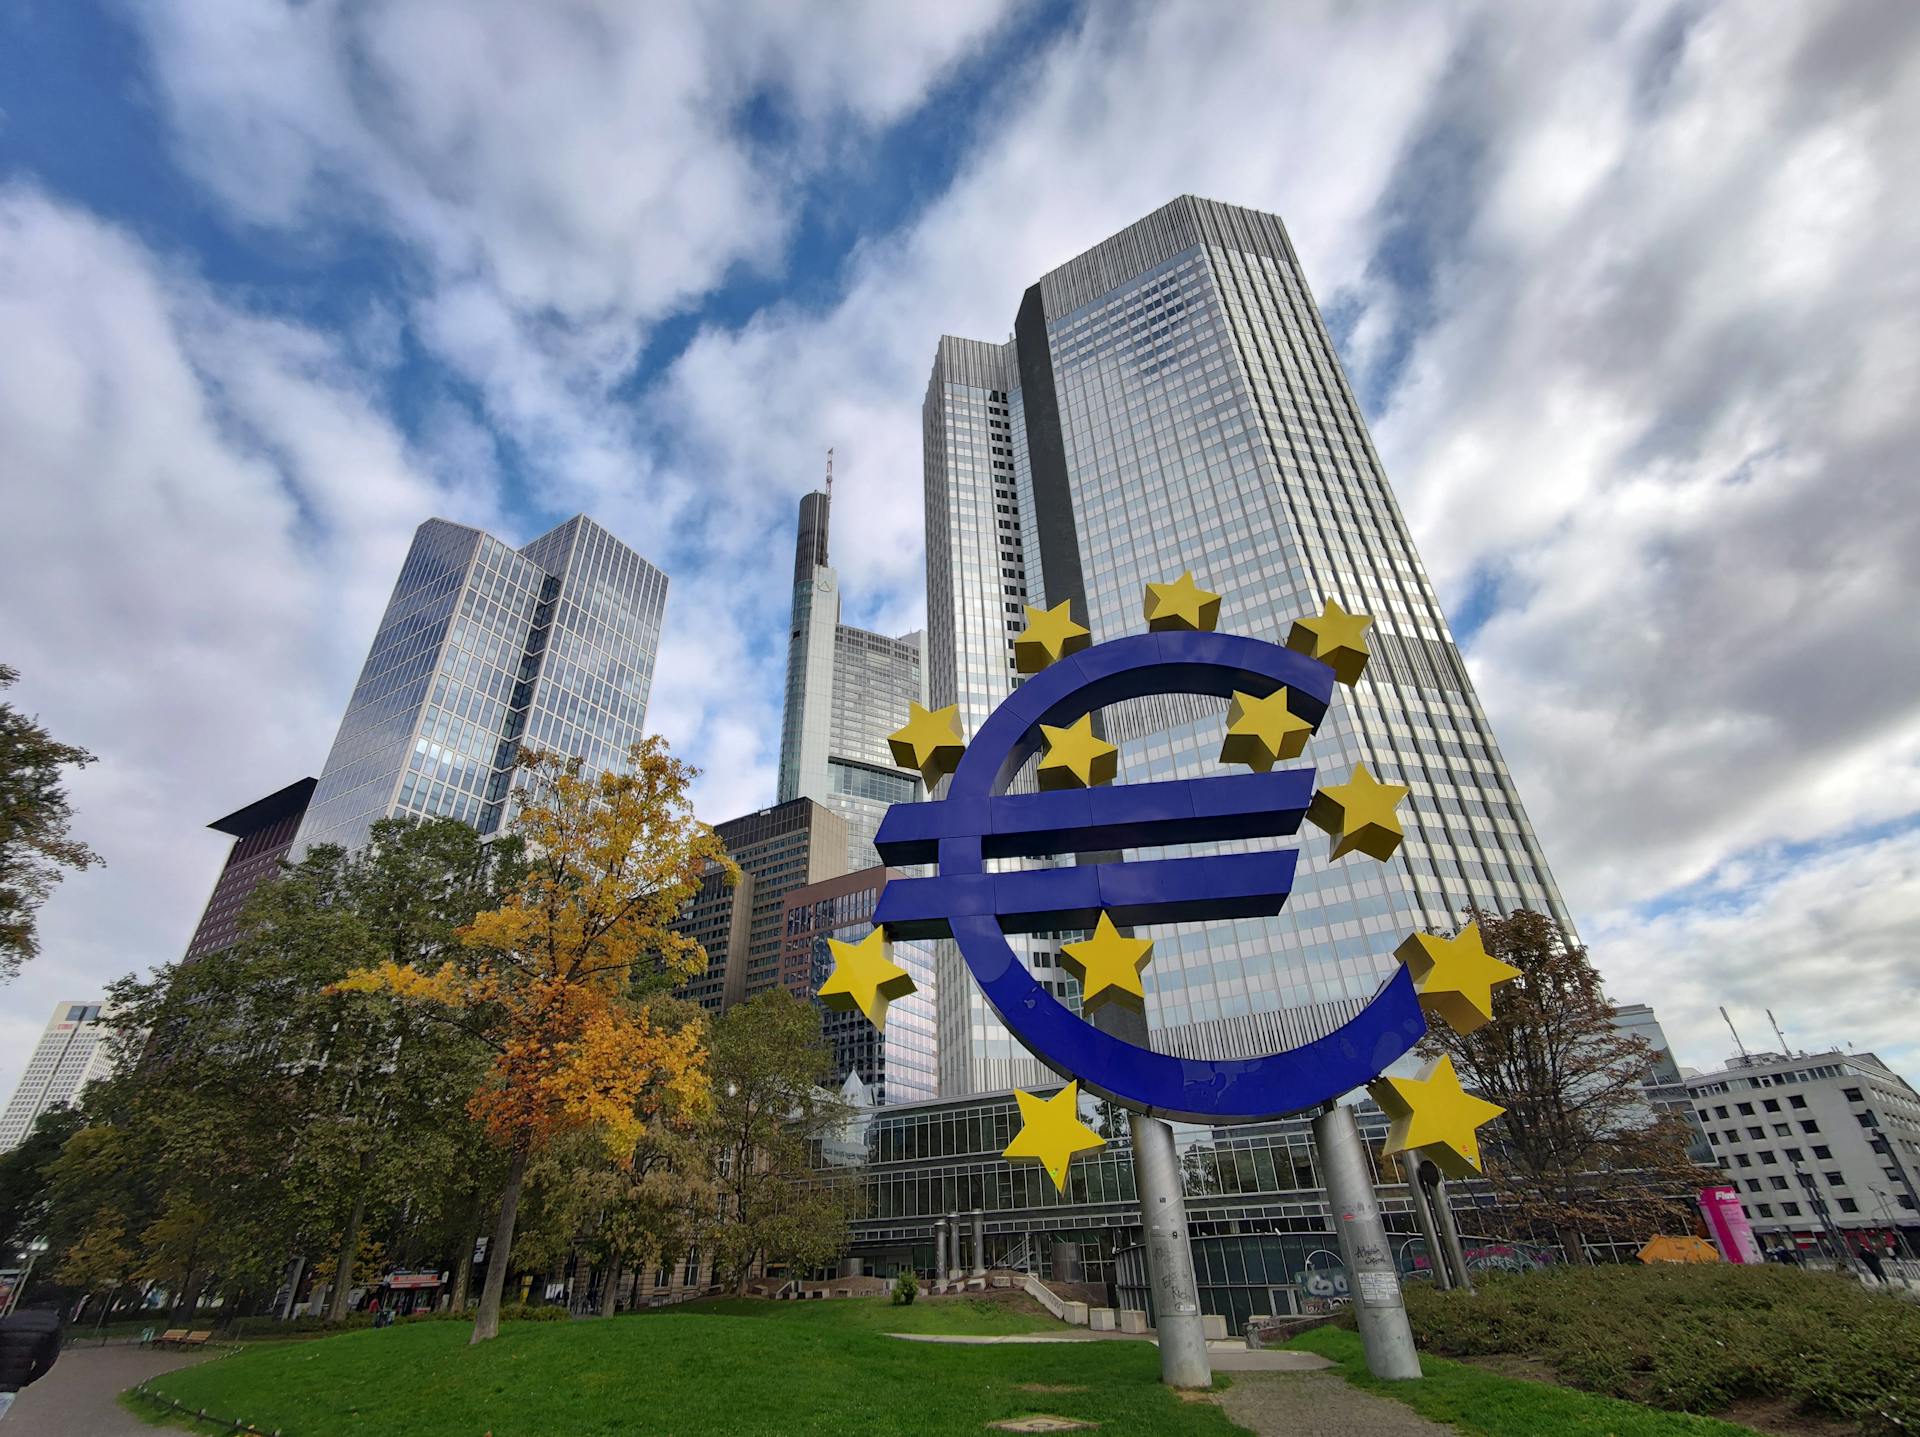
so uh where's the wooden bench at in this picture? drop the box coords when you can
[151,1329,189,1347]
[179,1330,214,1347]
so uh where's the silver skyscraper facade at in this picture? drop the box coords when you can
[777,490,927,870]
[923,196,1570,1096]
[295,515,666,855]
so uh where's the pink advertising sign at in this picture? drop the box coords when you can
[1699,1185,1762,1264]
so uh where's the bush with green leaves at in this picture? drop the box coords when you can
[1400,1263,1920,1435]
[891,1272,918,1307]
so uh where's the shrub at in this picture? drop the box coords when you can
[497,1303,570,1322]
[891,1273,919,1307]
[1401,1263,1920,1435]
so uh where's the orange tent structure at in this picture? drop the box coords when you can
[1638,1234,1722,1264]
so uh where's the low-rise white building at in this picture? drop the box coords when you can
[1686,1049,1920,1254]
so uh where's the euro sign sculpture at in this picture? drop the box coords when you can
[870,625,1427,1123]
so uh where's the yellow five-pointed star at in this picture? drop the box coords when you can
[1037,714,1119,790]
[1306,761,1409,862]
[1003,1081,1107,1194]
[1014,600,1091,674]
[1369,1054,1506,1178]
[816,927,917,1032]
[1286,599,1373,685]
[1394,923,1521,1035]
[1059,913,1153,1015]
[888,702,965,785]
[1143,572,1221,632]
[1218,687,1315,772]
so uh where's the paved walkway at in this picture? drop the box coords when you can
[1218,1369,1452,1435]
[886,1331,1340,1372]
[2,1343,217,1436]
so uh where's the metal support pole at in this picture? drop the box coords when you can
[1313,1103,1421,1380]
[1424,1159,1476,1295]
[1402,1156,1451,1292]
[933,1220,947,1283]
[971,1209,987,1279]
[948,1214,963,1281]
[1128,1111,1212,1389]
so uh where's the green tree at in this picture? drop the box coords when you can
[1418,908,1715,1257]
[703,990,857,1294]
[0,664,100,979]
[0,1104,86,1265]
[337,742,725,1342]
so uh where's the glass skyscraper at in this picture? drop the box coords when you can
[295,515,666,855]
[777,489,927,870]
[923,195,1570,1096]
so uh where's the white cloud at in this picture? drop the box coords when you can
[0,186,472,1095]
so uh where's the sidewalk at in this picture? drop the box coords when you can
[1218,1369,1453,1436]
[2,1343,216,1436]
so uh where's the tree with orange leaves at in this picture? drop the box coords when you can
[334,738,731,1342]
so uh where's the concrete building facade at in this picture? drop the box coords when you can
[1687,1049,1920,1253]
[0,1002,116,1151]
[922,195,1571,1096]
[181,777,317,962]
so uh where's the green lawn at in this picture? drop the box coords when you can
[652,1293,1060,1335]
[129,1297,1241,1436]
[1292,1326,1765,1437]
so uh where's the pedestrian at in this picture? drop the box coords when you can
[0,1308,65,1421]
[1858,1242,1886,1284]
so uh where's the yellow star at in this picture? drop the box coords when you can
[1394,923,1521,1035]
[1218,688,1314,772]
[1286,599,1373,685]
[1003,1082,1107,1194]
[1369,1055,1505,1178]
[1059,914,1153,1015]
[816,928,917,1031]
[1036,714,1118,790]
[1143,572,1221,632]
[1014,600,1091,674]
[1306,761,1408,861]
[887,702,965,785]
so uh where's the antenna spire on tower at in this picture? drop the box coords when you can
[1721,1006,1750,1063]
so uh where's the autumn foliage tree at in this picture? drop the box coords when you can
[1420,908,1715,1257]
[336,740,728,1342]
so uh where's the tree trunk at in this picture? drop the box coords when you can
[172,1265,199,1321]
[450,1189,486,1312]
[598,1251,623,1318]
[471,1147,530,1344]
[328,1188,367,1324]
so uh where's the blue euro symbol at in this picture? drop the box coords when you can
[874,629,1424,1123]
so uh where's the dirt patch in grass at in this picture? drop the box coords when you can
[1017,1384,1089,1394]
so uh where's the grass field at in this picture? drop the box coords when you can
[1292,1326,1766,1437]
[128,1296,1240,1437]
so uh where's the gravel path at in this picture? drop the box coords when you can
[2,1343,217,1436]
[1218,1368,1454,1436]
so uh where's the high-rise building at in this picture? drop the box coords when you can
[1686,1048,1920,1253]
[0,1002,115,1151]
[1610,1001,1712,1162]
[678,798,848,1013]
[923,195,1571,1096]
[182,777,317,962]
[294,515,666,855]
[780,867,937,1106]
[777,490,927,871]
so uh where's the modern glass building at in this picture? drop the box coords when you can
[181,777,316,961]
[777,490,927,871]
[294,516,666,855]
[781,867,937,1106]
[922,195,1571,1096]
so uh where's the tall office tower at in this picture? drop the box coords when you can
[0,1002,116,1151]
[923,196,1570,1096]
[780,867,937,1106]
[181,777,317,962]
[676,797,849,1013]
[294,516,666,855]
[776,490,928,871]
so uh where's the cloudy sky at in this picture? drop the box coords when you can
[2,1,1916,1102]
